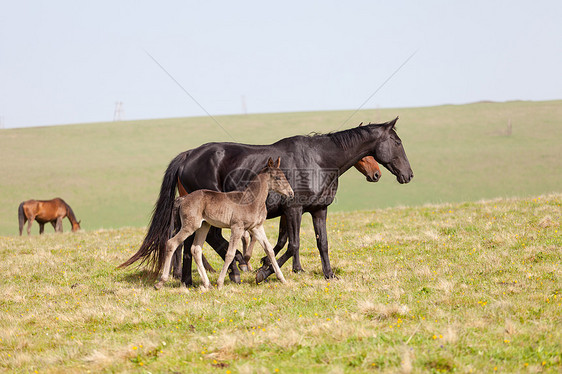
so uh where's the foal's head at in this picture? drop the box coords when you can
[263,157,294,198]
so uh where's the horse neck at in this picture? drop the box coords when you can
[240,172,269,207]
[318,125,384,175]
[65,204,78,225]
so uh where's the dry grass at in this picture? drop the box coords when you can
[0,194,561,372]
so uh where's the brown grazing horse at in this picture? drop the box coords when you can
[154,157,294,290]
[170,154,382,276]
[18,198,81,236]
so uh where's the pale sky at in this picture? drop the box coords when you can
[1,1,561,128]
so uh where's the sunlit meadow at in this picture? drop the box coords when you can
[1,194,560,373]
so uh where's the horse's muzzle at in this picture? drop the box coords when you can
[366,170,381,183]
[397,171,414,184]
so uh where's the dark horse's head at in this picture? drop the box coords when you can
[371,117,413,184]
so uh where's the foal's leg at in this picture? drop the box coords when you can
[251,225,286,284]
[205,227,245,284]
[155,223,198,290]
[191,222,212,290]
[256,207,303,283]
[240,231,256,272]
[217,225,244,290]
[260,215,288,266]
[40,223,45,234]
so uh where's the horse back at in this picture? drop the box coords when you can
[21,198,68,221]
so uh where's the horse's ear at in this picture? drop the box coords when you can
[267,157,274,167]
[275,157,281,168]
[384,116,399,131]
[358,122,364,127]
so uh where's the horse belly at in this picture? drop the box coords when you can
[201,205,233,229]
[203,217,230,229]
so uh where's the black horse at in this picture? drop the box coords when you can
[120,117,413,286]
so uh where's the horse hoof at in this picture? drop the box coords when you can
[256,269,267,284]
[239,264,249,272]
[229,271,241,284]
[292,267,305,274]
[154,281,164,290]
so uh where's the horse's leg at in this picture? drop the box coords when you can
[240,231,256,272]
[180,234,196,287]
[311,207,335,279]
[251,225,286,284]
[56,217,63,233]
[155,224,197,290]
[169,204,183,279]
[201,254,216,273]
[217,225,244,290]
[27,216,35,236]
[240,232,249,271]
[205,226,245,284]
[190,222,212,290]
[40,223,45,235]
[261,216,288,267]
[256,207,303,283]
[180,235,216,286]
[171,246,182,279]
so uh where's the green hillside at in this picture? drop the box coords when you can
[1,100,561,235]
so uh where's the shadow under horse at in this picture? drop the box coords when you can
[120,117,413,286]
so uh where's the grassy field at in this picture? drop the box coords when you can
[1,100,561,235]
[0,194,560,373]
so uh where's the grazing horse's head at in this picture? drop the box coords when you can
[264,157,294,198]
[371,117,413,184]
[72,220,81,232]
[354,156,381,182]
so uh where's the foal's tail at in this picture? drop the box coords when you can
[118,151,189,274]
[18,202,26,236]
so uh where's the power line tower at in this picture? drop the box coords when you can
[113,101,124,121]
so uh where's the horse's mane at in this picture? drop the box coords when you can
[306,118,398,150]
[64,201,78,223]
[306,123,374,150]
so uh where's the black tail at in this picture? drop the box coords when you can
[18,202,26,236]
[119,151,188,274]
